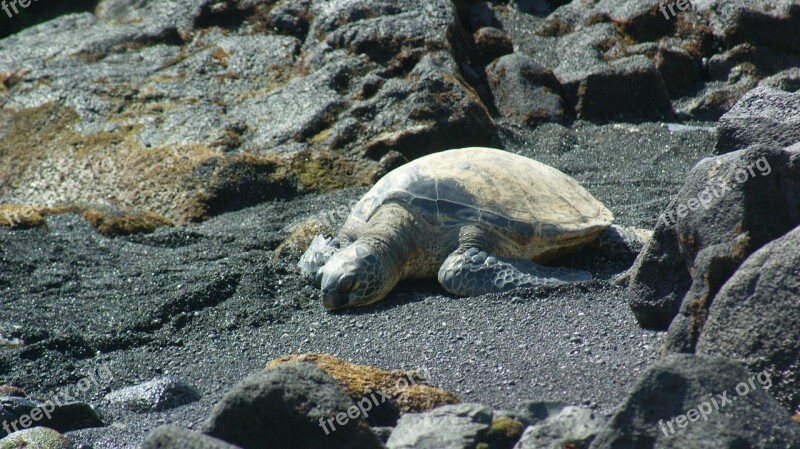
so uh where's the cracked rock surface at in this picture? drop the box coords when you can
[1,0,799,448]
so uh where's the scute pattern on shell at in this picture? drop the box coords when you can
[346,147,613,247]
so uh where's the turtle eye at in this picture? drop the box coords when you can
[337,274,356,293]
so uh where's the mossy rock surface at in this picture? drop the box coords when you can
[0,102,375,225]
[266,353,459,414]
[0,205,48,229]
[0,427,74,449]
[0,0,494,224]
[0,385,27,397]
[274,218,333,259]
[0,203,173,236]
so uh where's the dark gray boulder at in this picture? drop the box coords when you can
[386,403,493,449]
[576,55,673,122]
[707,43,800,82]
[102,376,201,413]
[589,354,800,449]
[697,224,800,414]
[0,396,103,438]
[760,67,800,92]
[674,76,761,122]
[553,23,616,108]
[628,144,800,330]
[486,53,565,125]
[696,0,800,53]
[715,87,800,154]
[509,0,552,16]
[141,426,243,449]
[540,0,677,42]
[472,27,514,67]
[655,43,703,96]
[202,362,383,449]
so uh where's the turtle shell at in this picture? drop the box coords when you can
[347,147,613,259]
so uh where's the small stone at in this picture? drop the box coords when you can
[386,403,493,449]
[371,426,394,444]
[103,376,201,413]
[513,405,605,449]
[141,425,241,449]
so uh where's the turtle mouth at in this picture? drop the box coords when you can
[320,271,354,310]
[322,288,349,310]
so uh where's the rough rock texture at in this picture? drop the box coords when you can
[0,204,174,236]
[501,401,570,427]
[715,87,800,154]
[696,225,800,414]
[202,362,383,449]
[0,0,494,224]
[386,403,493,449]
[0,427,75,449]
[141,426,242,449]
[103,376,201,412]
[513,405,605,449]
[472,27,514,67]
[589,354,800,449]
[2,0,798,226]
[0,120,712,448]
[266,353,459,416]
[628,145,800,330]
[575,55,674,122]
[694,1,800,53]
[0,385,25,397]
[486,54,564,125]
[0,395,103,437]
[3,0,799,447]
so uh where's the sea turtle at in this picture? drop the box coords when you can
[300,147,615,310]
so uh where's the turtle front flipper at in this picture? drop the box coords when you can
[437,247,592,297]
[298,234,340,285]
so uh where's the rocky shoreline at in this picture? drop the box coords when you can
[1,0,799,448]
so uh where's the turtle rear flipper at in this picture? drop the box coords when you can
[298,234,340,285]
[437,247,592,297]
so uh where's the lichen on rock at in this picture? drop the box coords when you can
[266,353,460,414]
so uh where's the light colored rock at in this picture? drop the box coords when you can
[513,406,605,449]
[0,427,74,449]
[387,403,493,449]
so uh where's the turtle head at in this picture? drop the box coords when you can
[318,242,392,310]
